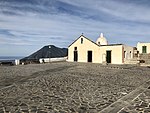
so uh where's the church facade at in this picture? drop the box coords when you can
[68,34,134,64]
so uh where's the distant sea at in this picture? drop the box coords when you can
[0,56,24,62]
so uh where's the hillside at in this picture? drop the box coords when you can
[21,45,68,62]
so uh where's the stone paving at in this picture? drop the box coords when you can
[0,62,149,113]
[117,82,150,113]
[120,90,150,113]
[100,80,150,113]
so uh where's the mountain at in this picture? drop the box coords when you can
[21,45,68,62]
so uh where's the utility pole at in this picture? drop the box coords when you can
[49,46,51,63]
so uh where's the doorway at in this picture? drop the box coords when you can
[106,51,111,63]
[88,51,92,62]
[74,51,78,62]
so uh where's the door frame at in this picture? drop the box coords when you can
[106,50,111,63]
[87,51,92,62]
[74,51,78,62]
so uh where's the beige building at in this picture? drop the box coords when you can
[137,42,150,54]
[136,42,150,64]
[68,33,134,64]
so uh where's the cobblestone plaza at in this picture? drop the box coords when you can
[0,62,149,113]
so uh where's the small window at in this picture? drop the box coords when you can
[74,47,77,51]
[81,38,83,44]
[142,46,147,53]
[98,42,100,45]
[130,51,132,58]
[124,51,126,58]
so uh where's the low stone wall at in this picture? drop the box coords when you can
[139,54,150,64]
[39,57,67,63]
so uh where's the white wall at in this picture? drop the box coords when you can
[68,35,101,63]
[68,35,136,64]
[100,45,124,64]
[39,57,67,63]
[123,45,134,60]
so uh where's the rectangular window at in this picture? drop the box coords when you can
[142,46,147,53]
[124,51,126,58]
[81,38,83,44]
[130,51,132,58]
[74,47,77,51]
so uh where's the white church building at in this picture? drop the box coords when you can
[68,33,135,64]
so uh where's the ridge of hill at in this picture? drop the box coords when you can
[21,45,68,62]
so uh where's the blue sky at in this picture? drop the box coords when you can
[0,0,150,56]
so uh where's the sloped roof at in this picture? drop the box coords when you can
[100,44,123,46]
[68,35,100,47]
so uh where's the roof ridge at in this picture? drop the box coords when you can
[68,34,100,47]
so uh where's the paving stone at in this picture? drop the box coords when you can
[29,106,37,112]
[140,101,148,108]
[144,91,150,97]
[118,109,129,113]
[69,108,76,112]
[4,106,11,112]
[78,106,87,113]
[0,108,4,113]
[58,110,67,113]
[127,110,137,113]
[134,103,140,108]
[21,110,29,113]
[37,110,47,113]
[19,103,28,111]
[135,107,144,112]
[143,108,150,113]
[127,105,135,110]
[87,107,97,113]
